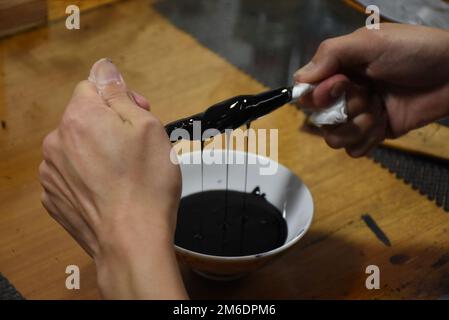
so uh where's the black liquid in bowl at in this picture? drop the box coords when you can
[174,189,288,257]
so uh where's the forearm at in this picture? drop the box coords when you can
[94,210,188,300]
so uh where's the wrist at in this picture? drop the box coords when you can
[96,202,176,253]
[94,232,187,299]
[93,207,187,299]
[94,235,179,299]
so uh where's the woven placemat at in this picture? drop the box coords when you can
[371,146,449,212]
[0,273,24,300]
[437,118,449,127]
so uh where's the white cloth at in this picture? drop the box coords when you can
[291,83,348,127]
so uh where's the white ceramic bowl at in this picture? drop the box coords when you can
[175,150,314,280]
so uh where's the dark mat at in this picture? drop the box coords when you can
[437,118,449,127]
[156,0,449,211]
[0,273,24,300]
[371,146,449,212]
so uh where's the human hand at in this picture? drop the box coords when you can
[295,23,449,157]
[39,58,187,299]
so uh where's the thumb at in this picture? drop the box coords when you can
[301,74,349,110]
[88,58,141,121]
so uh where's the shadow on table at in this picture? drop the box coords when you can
[181,228,449,299]
[180,230,367,299]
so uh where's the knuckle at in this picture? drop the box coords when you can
[42,132,58,159]
[40,191,49,208]
[346,147,363,158]
[73,80,95,97]
[40,191,46,203]
[357,114,375,134]
[324,132,344,149]
[61,111,84,132]
[318,38,337,55]
[325,137,342,149]
[38,161,47,180]
[364,113,376,128]
[139,115,163,132]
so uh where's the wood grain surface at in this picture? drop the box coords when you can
[47,0,119,21]
[0,0,47,38]
[0,0,448,299]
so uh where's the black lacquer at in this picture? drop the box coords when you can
[165,87,292,140]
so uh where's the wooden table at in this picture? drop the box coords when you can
[0,0,448,300]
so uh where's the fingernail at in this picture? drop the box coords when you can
[88,58,124,86]
[331,82,345,98]
[294,61,316,79]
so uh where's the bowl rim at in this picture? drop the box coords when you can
[174,149,314,262]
